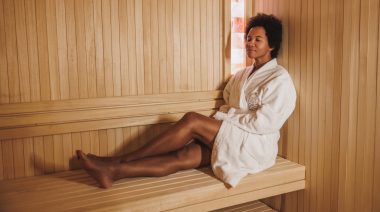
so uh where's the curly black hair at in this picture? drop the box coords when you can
[245,13,283,58]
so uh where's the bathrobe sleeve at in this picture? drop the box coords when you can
[215,73,296,134]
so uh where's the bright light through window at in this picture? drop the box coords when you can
[231,0,245,74]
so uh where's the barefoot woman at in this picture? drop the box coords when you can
[77,14,296,189]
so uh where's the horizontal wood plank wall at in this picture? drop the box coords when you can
[0,0,228,179]
[252,0,380,212]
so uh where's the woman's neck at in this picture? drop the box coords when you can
[253,57,272,71]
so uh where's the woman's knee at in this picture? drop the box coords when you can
[175,145,202,169]
[180,112,204,128]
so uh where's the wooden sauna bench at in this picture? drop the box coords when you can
[0,157,305,212]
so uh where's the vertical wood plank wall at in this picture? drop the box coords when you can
[0,0,227,179]
[252,0,380,212]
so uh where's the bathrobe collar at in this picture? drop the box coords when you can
[251,58,278,77]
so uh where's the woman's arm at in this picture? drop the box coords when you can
[215,75,296,134]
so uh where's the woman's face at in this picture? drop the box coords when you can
[245,27,273,61]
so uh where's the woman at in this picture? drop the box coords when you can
[76,13,296,189]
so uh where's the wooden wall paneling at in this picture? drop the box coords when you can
[316,0,328,210]
[308,1,321,212]
[355,0,369,208]
[293,0,301,167]
[158,0,168,93]
[115,128,124,156]
[374,4,380,210]
[331,0,344,211]
[272,0,286,160]
[75,0,89,99]
[179,0,188,91]
[172,0,180,92]
[62,133,72,170]
[84,0,97,98]
[14,0,31,103]
[338,0,359,211]
[187,0,195,91]
[0,0,9,104]
[134,0,145,95]
[206,0,213,91]
[142,0,152,94]
[101,0,113,97]
[283,0,297,210]
[4,0,21,103]
[297,0,308,211]
[151,0,160,95]
[322,0,337,210]
[0,1,9,104]
[98,130,108,157]
[374,9,380,210]
[304,0,314,211]
[13,139,24,178]
[65,0,79,99]
[0,140,3,179]
[121,127,130,155]
[81,131,91,157]
[200,0,208,91]
[219,0,225,85]
[94,0,106,97]
[128,126,139,153]
[55,0,70,100]
[353,0,371,211]
[33,136,44,175]
[213,0,220,90]
[193,0,201,91]
[23,138,34,177]
[25,0,41,102]
[89,131,99,158]
[43,135,54,174]
[127,0,138,95]
[223,0,231,80]
[111,0,121,97]
[358,0,378,211]
[53,134,63,172]
[348,0,361,211]
[165,0,174,93]
[138,125,149,151]
[71,132,82,169]
[46,0,60,100]
[35,0,51,101]
[2,140,14,179]
[119,0,130,96]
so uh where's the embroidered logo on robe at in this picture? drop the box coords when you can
[248,91,263,111]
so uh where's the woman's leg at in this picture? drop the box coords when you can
[88,112,221,163]
[77,142,211,188]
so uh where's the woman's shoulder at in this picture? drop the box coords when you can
[270,64,291,79]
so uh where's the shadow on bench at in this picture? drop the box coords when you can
[0,157,304,211]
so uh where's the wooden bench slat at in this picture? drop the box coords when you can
[212,200,277,212]
[0,157,304,211]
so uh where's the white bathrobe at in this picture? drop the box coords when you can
[211,58,296,187]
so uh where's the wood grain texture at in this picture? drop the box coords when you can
[253,0,380,211]
[0,157,304,211]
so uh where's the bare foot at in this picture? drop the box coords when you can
[76,150,114,189]
[87,153,121,164]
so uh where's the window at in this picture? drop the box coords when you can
[231,0,245,74]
